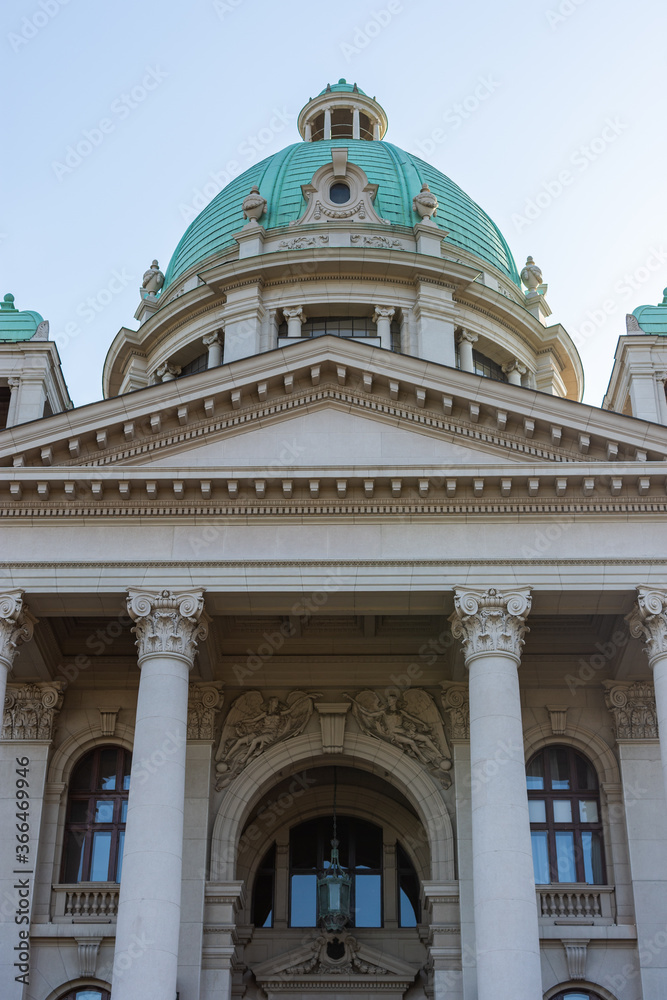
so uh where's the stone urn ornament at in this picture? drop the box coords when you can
[413,182,439,223]
[242,185,267,224]
[520,256,543,293]
[141,259,164,297]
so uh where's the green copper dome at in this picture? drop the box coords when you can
[164,139,521,290]
[632,290,667,335]
[317,78,367,96]
[0,293,44,341]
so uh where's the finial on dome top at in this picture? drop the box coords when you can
[242,185,267,224]
[141,259,164,298]
[1,293,16,311]
[662,287,667,305]
[413,183,438,223]
[520,256,544,294]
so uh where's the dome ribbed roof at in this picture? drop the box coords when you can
[0,293,43,341]
[633,290,667,335]
[164,139,520,290]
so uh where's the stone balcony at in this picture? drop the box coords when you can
[537,884,616,925]
[51,883,119,922]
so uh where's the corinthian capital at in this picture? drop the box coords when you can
[127,589,208,667]
[627,588,667,668]
[0,591,38,670]
[450,587,532,665]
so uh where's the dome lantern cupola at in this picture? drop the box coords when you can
[297,80,388,142]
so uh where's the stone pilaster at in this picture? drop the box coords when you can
[627,587,667,797]
[450,587,542,1000]
[113,589,208,1000]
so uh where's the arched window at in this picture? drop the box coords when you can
[56,990,110,1000]
[527,746,605,884]
[62,746,131,883]
[251,816,421,929]
[552,990,605,1000]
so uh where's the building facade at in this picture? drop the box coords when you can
[1,81,667,1000]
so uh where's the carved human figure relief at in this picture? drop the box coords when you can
[215,690,321,789]
[344,688,452,785]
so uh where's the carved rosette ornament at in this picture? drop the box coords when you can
[627,587,667,668]
[187,682,224,740]
[0,591,38,670]
[126,589,208,667]
[450,588,532,665]
[603,680,658,740]
[3,682,64,741]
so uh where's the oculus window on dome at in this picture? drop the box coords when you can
[527,746,605,885]
[329,182,351,205]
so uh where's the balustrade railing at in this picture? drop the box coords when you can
[537,884,616,922]
[51,883,119,921]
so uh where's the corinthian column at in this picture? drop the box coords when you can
[113,589,208,1000]
[450,587,542,1000]
[627,587,667,798]
[0,592,37,711]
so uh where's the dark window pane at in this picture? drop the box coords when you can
[526,754,544,790]
[290,819,318,870]
[549,748,571,789]
[253,873,274,927]
[122,752,132,790]
[121,800,128,822]
[98,749,118,790]
[75,993,105,1000]
[63,832,85,883]
[90,832,112,880]
[354,820,382,869]
[70,754,94,792]
[398,865,420,927]
[330,183,350,205]
[68,800,90,824]
[576,753,598,790]
[354,874,381,926]
[399,886,418,927]
[291,874,317,926]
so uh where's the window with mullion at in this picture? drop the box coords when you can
[62,746,131,884]
[527,746,605,885]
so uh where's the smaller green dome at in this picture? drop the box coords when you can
[632,290,667,335]
[318,79,367,96]
[0,293,43,341]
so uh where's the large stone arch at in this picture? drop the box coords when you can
[543,982,619,1000]
[523,721,620,785]
[48,722,135,785]
[210,731,455,882]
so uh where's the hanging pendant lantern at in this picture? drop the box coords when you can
[316,768,352,931]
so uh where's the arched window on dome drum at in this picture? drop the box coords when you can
[454,345,508,382]
[278,315,400,351]
[552,990,605,1000]
[61,746,131,883]
[179,352,209,378]
[55,990,110,1000]
[526,747,605,885]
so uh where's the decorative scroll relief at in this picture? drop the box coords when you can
[214,690,321,789]
[279,235,329,250]
[0,591,38,669]
[284,932,389,976]
[126,588,208,665]
[350,234,403,250]
[627,587,667,667]
[3,682,64,741]
[344,689,452,786]
[187,682,224,741]
[603,680,658,740]
[450,587,532,663]
[440,682,470,740]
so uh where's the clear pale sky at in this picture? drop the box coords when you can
[2,0,666,408]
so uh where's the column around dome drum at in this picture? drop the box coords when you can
[458,329,477,373]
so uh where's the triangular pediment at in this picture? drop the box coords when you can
[2,337,667,515]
